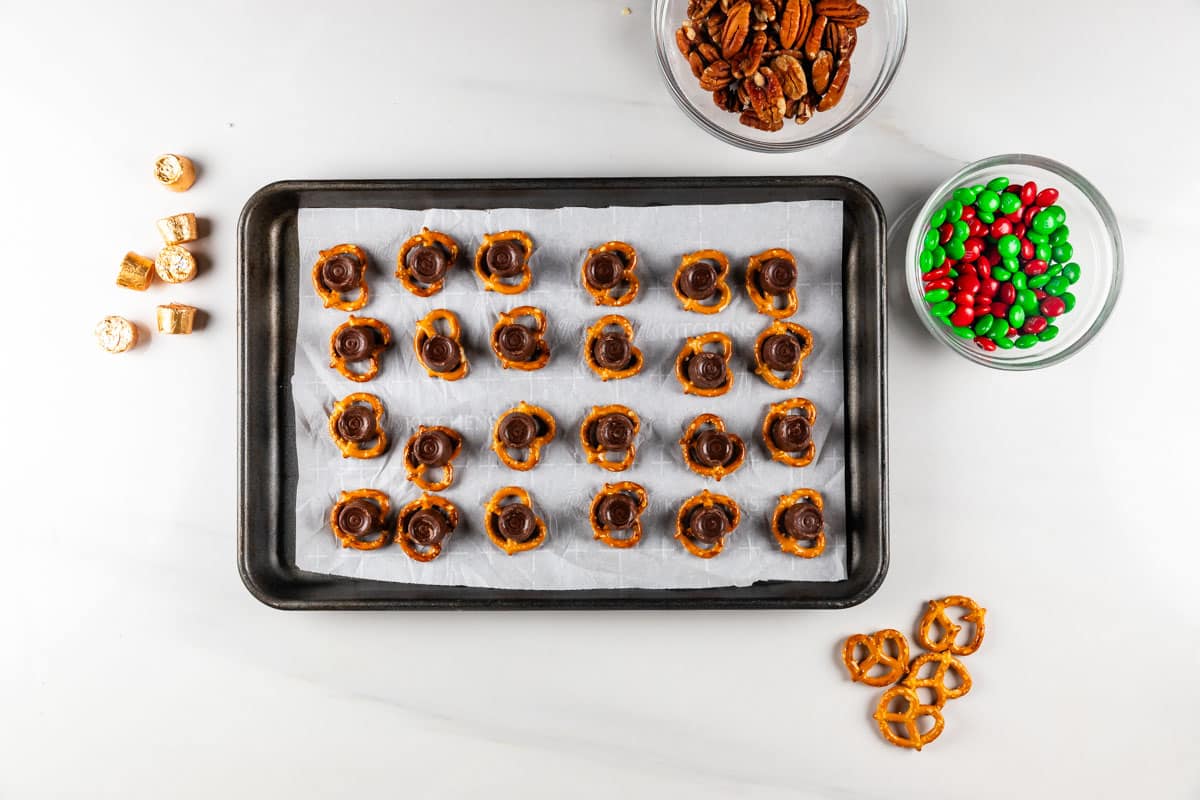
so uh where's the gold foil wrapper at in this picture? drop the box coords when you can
[157,303,197,334]
[153,154,196,192]
[94,316,138,353]
[155,244,197,283]
[116,252,155,291]
[156,212,198,245]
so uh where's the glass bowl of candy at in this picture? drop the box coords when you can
[653,0,908,153]
[905,154,1123,369]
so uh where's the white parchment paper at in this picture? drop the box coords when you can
[293,201,845,589]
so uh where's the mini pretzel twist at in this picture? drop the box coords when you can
[753,320,814,390]
[312,244,369,311]
[673,249,732,314]
[395,493,459,563]
[483,486,547,555]
[771,488,826,557]
[328,315,392,383]
[396,228,459,297]
[491,306,551,371]
[746,248,799,318]
[329,489,392,550]
[583,314,644,380]
[582,241,640,306]
[916,596,987,656]
[901,652,973,708]
[328,393,389,459]
[588,482,648,549]
[679,413,745,480]
[873,685,945,751]
[413,308,469,381]
[402,425,464,492]
[762,397,817,467]
[674,490,741,559]
[492,401,557,471]
[579,404,641,472]
[474,230,534,294]
[841,629,910,687]
[674,331,734,397]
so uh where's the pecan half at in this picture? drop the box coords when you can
[707,12,725,41]
[689,0,720,20]
[803,14,827,60]
[772,54,808,100]
[699,60,733,90]
[676,25,694,56]
[689,51,706,78]
[829,21,857,60]
[735,30,767,77]
[794,96,815,124]
[753,0,777,22]
[739,110,784,132]
[698,42,721,62]
[814,0,868,26]
[721,1,752,57]
[816,56,849,111]
[713,87,740,112]
[810,50,833,94]
[778,0,800,48]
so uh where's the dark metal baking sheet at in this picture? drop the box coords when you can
[238,177,887,609]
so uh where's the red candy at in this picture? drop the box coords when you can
[999,283,1017,304]
[949,306,975,327]
[939,224,954,244]
[974,336,997,352]
[1021,181,1037,206]
[980,277,999,298]
[975,259,991,279]
[1024,205,1040,225]
[956,274,981,295]
[974,302,992,317]
[924,265,951,281]
[1035,188,1059,207]
[961,205,976,220]
[924,278,953,291]
[1034,289,1047,300]
[1024,259,1048,276]
[952,291,975,307]
[1021,316,1048,335]
[968,219,987,237]
[1013,223,1027,238]
[1008,326,1018,336]
[1041,297,1066,317]
[962,238,984,262]
[1019,239,1035,260]
[991,301,1009,317]
[990,219,1013,239]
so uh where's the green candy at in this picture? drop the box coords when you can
[1035,243,1052,262]
[974,314,995,337]
[1002,256,1020,273]
[953,187,977,206]
[952,325,975,340]
[1008,304,1026,329]
[992,266,1012,281]
[923,229,939,251]
[986,177,1010,192]
[977,210,995,224]
[1011,271,1027,290]
[976,190,1001,214]
[931,246,946,269]
[998,192,1022,215]
[1062,292,1077,312]
[930,208,947,228]
[970,184,985,194]
[919,249,934,272]
[1063,262,1081,283]
[1045,262,1064,277]
[1026,231,1049,245]
[1014,334,1039,349]
[1037,325,1060,342]
[1044,275,1069,296]
[924,288,950,303]
[946,240,966,260]
[997,234,1021,258]
[953,220,970,241]
[944,200,963,222]
[949,268,959,278]
[1032,209,1059,234]
[937,313,953,326]
[994,334,1015,349]
[931,300,956,317]
[1051,243,1074,263]
[1049,205,1067,226]
[1018,288,1038,312]
[1028,274,1051,289]
[1050,226,1070,245]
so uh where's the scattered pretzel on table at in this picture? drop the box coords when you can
[745,248,799,318]
[675,331,734,397]
[483,486,547,555]
[771,487,826,557]
[841,629,910,687]
[475,230,534,294]
[902,652,973,708]
[403,425,464,492]
[753,320,814,390]
[674,489,741,559]
[328,489,392,550]
[581,241,639,306]
[395,493,459,562]
[916,595,987,656]
[589,482,648,549]
[679,413,745,480]
[312,243,370,311]
[328,392,389,459]
[328,315,392,382]
[762,397,816,467]
[873,685,945,751]
[396,228,459,297]
[673,249,731,314]
[413,308,469,381]
[584,314,644,380]
[579,404,641,472]
[492,401,557,471]
[491,306,551,371]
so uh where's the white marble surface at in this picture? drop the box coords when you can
[2,1,1197,797]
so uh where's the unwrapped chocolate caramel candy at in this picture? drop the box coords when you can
[116,252,155,291]
[156,303,197,334]
[94,316,138,353]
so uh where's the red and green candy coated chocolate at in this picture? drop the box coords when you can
[918,176,1080,352]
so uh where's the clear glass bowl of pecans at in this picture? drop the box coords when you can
[654,0,907,152]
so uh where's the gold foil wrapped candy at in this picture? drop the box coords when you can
[94,316,138,353]
[154,154,196,192]
[155,245,197,283]
[116,252,155,291]
[157,303,198,334]
[156,212,198,245]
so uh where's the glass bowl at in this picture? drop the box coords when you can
[905,154,1123,370]
[652,0,908,153]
